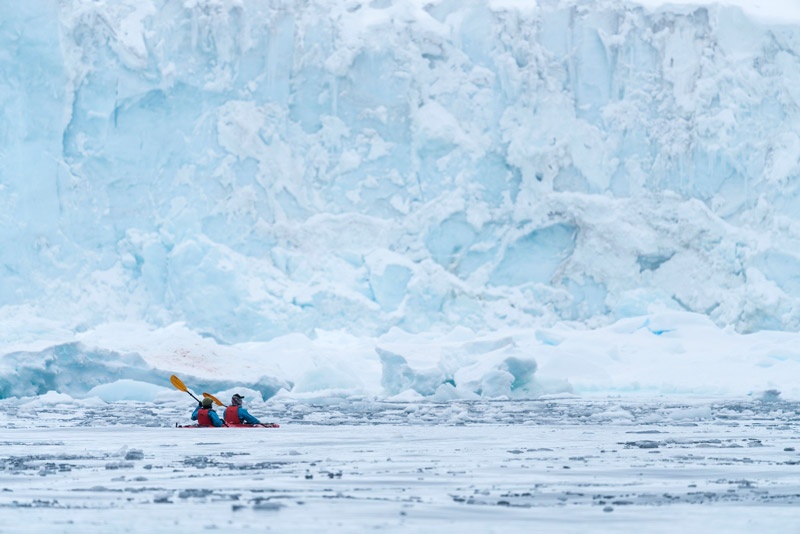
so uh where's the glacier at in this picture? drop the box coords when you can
[3,0,800,400]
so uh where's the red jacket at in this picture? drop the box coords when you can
[224,406,240,425]
[192,405,223,426]
[197,408,214,427]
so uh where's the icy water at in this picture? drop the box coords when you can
[2,398,800,533]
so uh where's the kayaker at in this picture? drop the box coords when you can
[192,397,224,427]
[223,394,261,425]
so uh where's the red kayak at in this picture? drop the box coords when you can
[177,423,280,428]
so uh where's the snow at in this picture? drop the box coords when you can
[5,0,800,529]
[633,0,800,24]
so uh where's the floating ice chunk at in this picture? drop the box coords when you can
[756,389,782,402]
[377,348,448,396]
[292,366,363,394]
[432,382,464,402]
[591,407,634,421]
[386,389,426,402]
[19,391,76,408]
[81,396,112,407]
[86,379,172,402]
[206,388,264,404]
[454,350,540,399]
[663,406,713,421]
[478,370,515,399]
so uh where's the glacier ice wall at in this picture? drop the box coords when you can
[3,0,800,343]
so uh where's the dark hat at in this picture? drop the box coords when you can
[201,397,213,408]
[231,394,244,406]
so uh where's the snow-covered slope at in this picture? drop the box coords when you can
[3,0,800,400]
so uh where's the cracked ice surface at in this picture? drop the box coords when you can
[1,397,800,533]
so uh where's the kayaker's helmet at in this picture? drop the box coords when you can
[201,397,213,408]
[231,394,244,406]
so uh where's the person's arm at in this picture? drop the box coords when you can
[239,407,260,425]
[210,410,224,427]
[191,406,200,421]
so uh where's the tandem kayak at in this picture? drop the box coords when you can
[177,423,280,428]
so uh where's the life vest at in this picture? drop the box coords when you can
[224,406,240,425]
[197,408,214,427]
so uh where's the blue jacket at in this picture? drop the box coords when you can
[191,406,224,427]
[238,407,260,424]
[224,405,260,425]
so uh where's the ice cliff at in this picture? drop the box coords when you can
[3,0,800,348]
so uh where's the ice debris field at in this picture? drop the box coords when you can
[2,394,800,533]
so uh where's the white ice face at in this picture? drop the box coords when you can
[3,0,800,342]
[2,1,800,402]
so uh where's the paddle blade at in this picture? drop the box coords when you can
[170,375,188,392]
[203,392,225,406]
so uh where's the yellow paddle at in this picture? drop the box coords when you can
[169,374,202,404]
[203,392,226,407]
